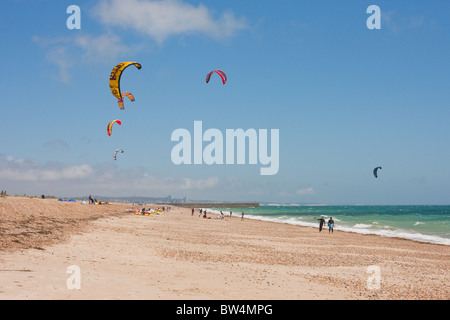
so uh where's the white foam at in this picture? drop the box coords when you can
[353,223,372,229]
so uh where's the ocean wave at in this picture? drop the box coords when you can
[353,223,372,229]
[336,225,450,246]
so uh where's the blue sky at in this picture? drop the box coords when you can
[1,0,449,204]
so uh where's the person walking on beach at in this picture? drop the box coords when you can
[89,195,94,205]
[241,211,244,221]
[315,217,325,232]
[191,208,194,216]
[328,217,335,233]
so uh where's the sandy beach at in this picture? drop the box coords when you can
[0,196,448,300]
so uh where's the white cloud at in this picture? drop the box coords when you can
[0,156,93,182]
[34,33,131,71]
[179,176,219,190]
[34,0,246,82]
[93,0,247,43]
[45,46,73,83]
[0,155,219,196]
[33,33,134,83]
[296,187,315,196]
[74,33,131,63]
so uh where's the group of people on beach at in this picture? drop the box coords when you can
[192,208,211,219]
[315,216,335,233]
[0,190,6,196]
[191,208,244,220]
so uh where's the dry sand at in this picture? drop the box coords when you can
[0,196,449,300]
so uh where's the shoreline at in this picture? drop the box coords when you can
[0,197,449,299]
[242,215,450,247]
[200,206,450,247]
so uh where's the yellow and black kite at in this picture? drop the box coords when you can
[109,62,142,110]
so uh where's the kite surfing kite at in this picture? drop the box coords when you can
[206,69,227,84]
[109,62,142,110]
[107,120,121,136]
[373,166,382,178]
[113,149,124,160]
[122,92,135,102]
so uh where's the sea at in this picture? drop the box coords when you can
[205,205,450,246]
